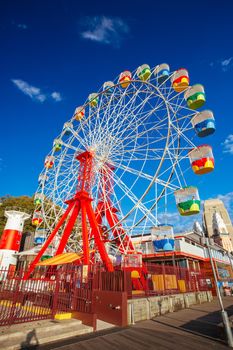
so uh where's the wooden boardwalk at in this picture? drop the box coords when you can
[31,297,233,349]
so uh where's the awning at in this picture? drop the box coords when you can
[36,252,84,266]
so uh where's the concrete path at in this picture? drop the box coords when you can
[0,319,93,350]
[37,297,233,350]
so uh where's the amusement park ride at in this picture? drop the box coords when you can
[13,63,216,280]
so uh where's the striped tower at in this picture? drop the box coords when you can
[0,210,30,270]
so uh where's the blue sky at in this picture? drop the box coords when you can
[1,0,233,227]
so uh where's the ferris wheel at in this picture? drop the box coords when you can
[31,63,215,269]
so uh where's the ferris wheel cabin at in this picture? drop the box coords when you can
[44,156,54,169]
[119,71,132,88]
[171,68,189,92]
[188,145,214,175]
[154,63,170,84]
[137,64,151,81]
[88,93,98,108]
[74,106,85,121]
[34,193,44,206]
[53,139,62,152]
[151,225,174,251]
[191,110,216,137]
[184,84,206,110]
[63,122,73,135]
[38,174,48,187]
[174,186,200,216]
[32,210,43,226]
[103,81,114,94]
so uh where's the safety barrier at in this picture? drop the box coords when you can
[0,263,210,326]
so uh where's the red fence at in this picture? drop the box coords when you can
[0,266,94,326]
[0,263,210,326]
[127,263,209,298]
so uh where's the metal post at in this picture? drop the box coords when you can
[205,235,233,347]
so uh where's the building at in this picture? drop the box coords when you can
[131,226,233,295]
[204,199,233,252]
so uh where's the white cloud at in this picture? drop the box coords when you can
[12,79,62,103]
[221,57,233,72]
[12,79,46,102]
[217,192,233,211]
[158,211,200,233]
[17,23,27,30]
[222,134,233,154]
[216,192,233,221]
[210,57,233,72]
[51,91,62,102]
[80,16,129,47]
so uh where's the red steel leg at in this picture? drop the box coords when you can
[86,200,114,272]
[56,202,80,255]
[81,200,90,265]
[23,202,75,279]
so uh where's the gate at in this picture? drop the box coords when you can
[92,270,129,327]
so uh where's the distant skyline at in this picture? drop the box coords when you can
[1,0,233,230]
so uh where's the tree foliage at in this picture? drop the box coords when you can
[0,195,35,236]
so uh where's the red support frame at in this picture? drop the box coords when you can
[95,165,135,253]
[24,151,114,279]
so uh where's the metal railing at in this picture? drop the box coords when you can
[0,263,210,326]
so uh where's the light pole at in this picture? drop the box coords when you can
[204,233,233,347]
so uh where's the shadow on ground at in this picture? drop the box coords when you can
[20,328,39,350]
